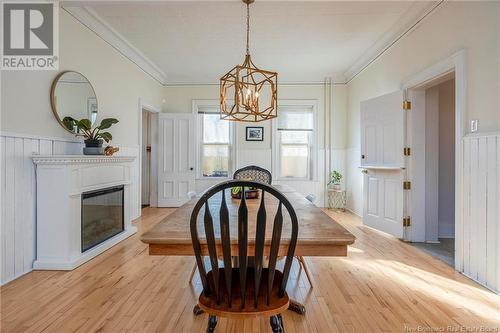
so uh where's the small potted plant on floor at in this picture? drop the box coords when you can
[327,170,343,190]
[63,117,119,155]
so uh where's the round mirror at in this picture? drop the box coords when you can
[50,71,98,133]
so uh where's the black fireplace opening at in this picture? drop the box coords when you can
[81,185,124,252]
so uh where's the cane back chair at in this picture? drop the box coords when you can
[233,165,272,184]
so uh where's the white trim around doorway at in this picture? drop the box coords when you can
[138,98,161,212]
[401,49,467,272]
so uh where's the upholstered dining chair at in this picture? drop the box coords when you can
[190,180,298,332]
[233,165,272,184]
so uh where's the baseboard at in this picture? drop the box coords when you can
[33,227,137,271]
[0,269,33,286]
[461,272,499,295]
[345,207,362,218]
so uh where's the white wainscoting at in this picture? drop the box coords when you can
[0,132,140,285]
[462,133,499,293]
[346,147,363,216]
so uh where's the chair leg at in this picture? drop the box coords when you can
[297,256,314,288]
[206,315,217,333]
[188,262,197,283]
[270,315,283,333]
[278,314,285,332]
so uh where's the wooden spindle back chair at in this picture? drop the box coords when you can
[190,180,298,332]
[188,166,272,284]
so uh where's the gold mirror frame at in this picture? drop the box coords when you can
[50,70,98,134]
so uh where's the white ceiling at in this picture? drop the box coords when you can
[65,1,437,84]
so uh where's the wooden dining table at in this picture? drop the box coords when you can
[141,185,356,315]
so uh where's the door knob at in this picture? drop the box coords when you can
[361,169,368,174]
[190,167,194,171]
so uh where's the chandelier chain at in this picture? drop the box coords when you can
[246,2,250,55]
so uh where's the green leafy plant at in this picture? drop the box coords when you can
[327,170,343,186]
[63,117,118,143]
[231,186,257,196]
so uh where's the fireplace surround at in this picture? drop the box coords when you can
[32,155,136,270]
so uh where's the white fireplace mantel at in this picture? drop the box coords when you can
[32,155,136,165]
[32,155,137,270]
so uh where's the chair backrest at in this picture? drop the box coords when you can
[190,180,298,309]
[233,165,272,184]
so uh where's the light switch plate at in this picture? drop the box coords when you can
[471,119,478,133]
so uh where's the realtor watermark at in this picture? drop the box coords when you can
[1,1,59,70]
[404,325,499,332]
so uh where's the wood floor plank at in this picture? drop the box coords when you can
[1,208,499,332]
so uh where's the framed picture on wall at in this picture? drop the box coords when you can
[246,126,264,141]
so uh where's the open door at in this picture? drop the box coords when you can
[157,113,195,207]
[361,91,407,238]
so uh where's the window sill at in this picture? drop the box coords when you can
[275,178,316,182]
[196,177,231,181]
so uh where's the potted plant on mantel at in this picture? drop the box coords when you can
[63,117,119,155]
[327,170,343,191]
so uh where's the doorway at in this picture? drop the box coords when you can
[139,102,160,211]
[359,51,466,271]
[141,110,153,208]
[408,73,456,267]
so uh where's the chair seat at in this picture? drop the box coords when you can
[198,268,289,318]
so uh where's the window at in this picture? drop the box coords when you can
[275,105,315,180]
[197,108,234,178]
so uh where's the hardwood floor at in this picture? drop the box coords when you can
[1,208,499,332]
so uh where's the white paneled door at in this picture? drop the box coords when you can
[361,91,406,238]
[361,91,405,168]
[157,114,195,207]
[363,170,404,238]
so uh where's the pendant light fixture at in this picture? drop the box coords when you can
[220,0,278,122]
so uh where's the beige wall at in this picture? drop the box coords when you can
[0,9,163,284]
[1,10,164,146]
[163,83,348,205]
[163,83,347,150]
[346,1,500,214]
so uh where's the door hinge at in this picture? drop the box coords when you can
[403,216,411,227]
[403,147,411,156]
[403,100,411,110]
[403,181,411,190]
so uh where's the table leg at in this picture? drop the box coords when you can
[193,304,204,315]
[288,299,306,315]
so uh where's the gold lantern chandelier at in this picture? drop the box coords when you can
[220,0,278,122]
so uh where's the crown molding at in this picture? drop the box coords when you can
[63,6,168,85]
[343,1,443,84]
[165,80,345,87]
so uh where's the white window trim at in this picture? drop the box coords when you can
[192,99,236,180]
[272,99,319,181]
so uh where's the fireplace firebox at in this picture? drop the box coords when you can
[81,185,124,252]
